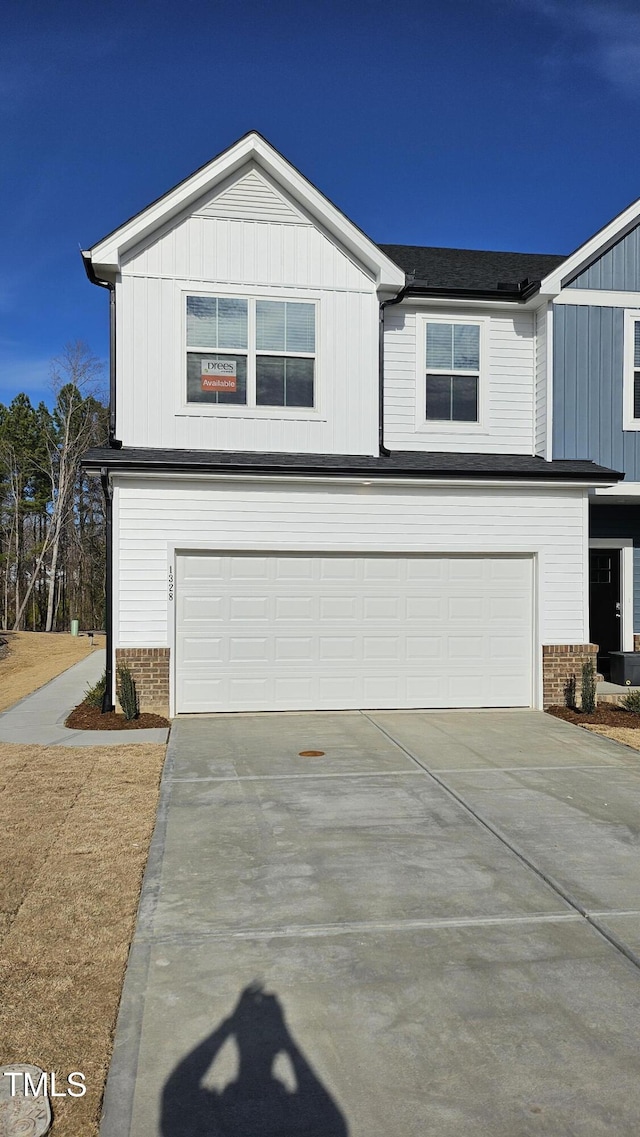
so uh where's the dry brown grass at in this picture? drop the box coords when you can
[584,724,640,751]
[0,741,166,1136]
[0,632,106,713]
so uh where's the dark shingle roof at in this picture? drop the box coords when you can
[82,446,620,483]
[379,244,567,293]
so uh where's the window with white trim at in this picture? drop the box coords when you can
[424,321,480,422]
[623,310,640,430]
[186,296,316,408]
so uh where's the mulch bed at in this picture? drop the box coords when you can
[547,704,640,729]
[65,703,170,730]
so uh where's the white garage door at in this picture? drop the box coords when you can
[175,553,533,713]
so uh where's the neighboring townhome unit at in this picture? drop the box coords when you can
[539,206,640,678]
[81,132,619,717]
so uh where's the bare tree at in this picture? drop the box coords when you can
[11,342,106,631]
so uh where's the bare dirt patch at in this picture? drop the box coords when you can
[546,704,640,729]
[0,632,105,713]
[0,741,166,1137]
[65,704,169,730]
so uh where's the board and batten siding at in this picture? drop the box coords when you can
[552,303,640,477]
[568,223,640,290]
[116,165,379,455]
[113,477,589,653]
[383,304,536,453]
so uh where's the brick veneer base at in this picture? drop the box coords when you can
[115,648,170,717]
[542,644,598,709]
[634,634,640,653]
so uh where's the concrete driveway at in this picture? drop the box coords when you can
[103,710,640,1136]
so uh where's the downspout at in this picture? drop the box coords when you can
[83,252,120,714]
[81,252,122,449]
[379,280,411,456]
[100,468,115,713]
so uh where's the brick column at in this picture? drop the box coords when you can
[634,634,640,652]
[115,648,170,717]
[542,644,598,709]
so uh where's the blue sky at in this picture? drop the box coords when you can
[2,0,640,405]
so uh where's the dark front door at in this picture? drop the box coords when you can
[589,548,621,676]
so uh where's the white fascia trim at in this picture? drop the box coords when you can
[85,133,405,291]
[541,196,640,294]
[555,289,640,308]
[404,295,525,311]
[107,471,615,490]
[595,482,640,496]
[589,537,634,651]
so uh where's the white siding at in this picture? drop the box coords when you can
[194,166,308,224]
[383,305,536,453]
[535,302,548,457]
[114,476,589,659]
[117,165,379,455]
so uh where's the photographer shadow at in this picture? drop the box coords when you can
[161,982,349,1137]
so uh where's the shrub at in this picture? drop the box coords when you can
[581,659,597,715]
[117,665,139,721]
[564,674,577,710]
[84,671,106,708]
[621,689,640,714]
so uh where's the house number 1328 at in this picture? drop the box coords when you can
[168,567,174,602]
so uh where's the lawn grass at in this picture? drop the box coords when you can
[0,741,166,1136]
[585,724,640,751]
[0,632,105,713]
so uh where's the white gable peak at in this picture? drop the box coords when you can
[84,131,404,292]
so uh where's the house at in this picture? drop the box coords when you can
[81,131,620,718]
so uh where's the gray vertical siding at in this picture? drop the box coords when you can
[556,224,640,630]
[568,223,640,289]
[551,304,640,474]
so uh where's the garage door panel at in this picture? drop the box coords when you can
[275,557,315,580]
[448,596,482,621]
[274,636,315,661]
[490,634,529,658]
[320,596,359,620]
[180,555,225,581]
[179,595,224,623]
[276,596,316,620]
[229,596,270,621]
[228,557,271,580]
[179,636,224,663]
[175,553,533,712]
[406,560,445,581]
[321,561,360,581]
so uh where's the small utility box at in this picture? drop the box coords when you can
[609,652,640,686]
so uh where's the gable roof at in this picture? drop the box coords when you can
[380,244,566,295]
[83,131,404,292]
[540,194,640,294]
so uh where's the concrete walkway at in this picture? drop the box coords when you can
[103,709,640,1136]
[0,649,169,745]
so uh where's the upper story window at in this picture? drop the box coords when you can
[425,321,480,422]
[186,295,316,408]
[623,310,640,430]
